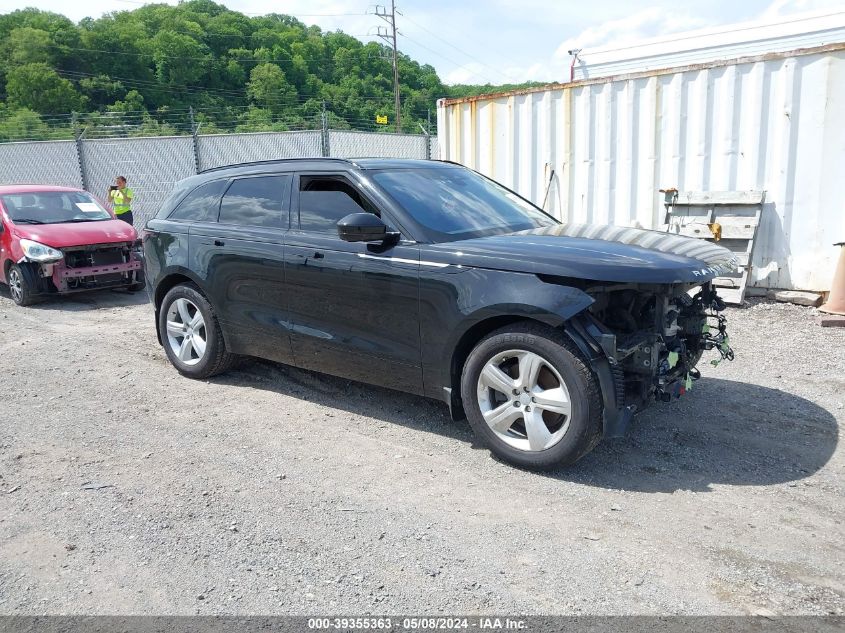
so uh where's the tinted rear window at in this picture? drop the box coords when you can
[219,175,290,228]
[168,179,227,222]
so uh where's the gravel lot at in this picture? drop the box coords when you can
[0,288,843,616]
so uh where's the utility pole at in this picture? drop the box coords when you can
[375,2,401,133]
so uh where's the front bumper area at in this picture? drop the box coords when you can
[567,283,734,439]
[51,256,142,292]
[21,243,145,295]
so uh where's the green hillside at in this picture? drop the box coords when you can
[0,1,539,141]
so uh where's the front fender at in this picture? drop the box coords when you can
[419,267,594,400]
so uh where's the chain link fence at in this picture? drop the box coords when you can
[197,130,324,171]
[80,136,199,227]
[0,128,434,227]
[0,140,83,189]
[329,130,429,159]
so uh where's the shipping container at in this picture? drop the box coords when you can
[436,14,845,292]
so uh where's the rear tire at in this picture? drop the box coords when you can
[8,263,39,307]
[460,322,603,470]
[159,284,234,378]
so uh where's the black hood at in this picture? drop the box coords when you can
[425,223,738,284]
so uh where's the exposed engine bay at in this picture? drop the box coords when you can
[585,282,733,410]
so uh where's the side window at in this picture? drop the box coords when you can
[168,179,227,222]
[298,176,378,233]
[219,175,290,228]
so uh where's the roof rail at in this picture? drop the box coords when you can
[198,157,353,174]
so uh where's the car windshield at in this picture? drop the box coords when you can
[370,167,557,241]
[0,191,111,224]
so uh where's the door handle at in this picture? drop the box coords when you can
[313,251,324,259]
[214,240,225,247]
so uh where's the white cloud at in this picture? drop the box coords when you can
[758,0,845,19]
[443,64,483,85]
[553,6,709,61]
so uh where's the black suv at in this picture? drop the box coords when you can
[143,158,735,469]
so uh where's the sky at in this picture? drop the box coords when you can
[0,0,843,84]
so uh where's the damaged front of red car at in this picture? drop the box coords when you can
[0,185,144,306]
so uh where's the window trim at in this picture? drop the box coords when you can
[292,172,390,237]
[217,173,293,229]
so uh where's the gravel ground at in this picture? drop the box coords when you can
[0,288,843,616]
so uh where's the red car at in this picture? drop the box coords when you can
[0,185,144,306]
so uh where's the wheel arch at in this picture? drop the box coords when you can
[436,275,595,414]
[446,309,629,443]
[447,312,587,421]
[153,268,210,345]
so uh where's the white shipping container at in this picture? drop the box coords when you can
[571,9,845,81]
[437,35,845,292]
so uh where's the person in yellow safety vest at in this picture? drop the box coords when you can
[108,176,134,226]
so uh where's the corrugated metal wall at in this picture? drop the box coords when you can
[437,45,845,292]
[573,10,845,80]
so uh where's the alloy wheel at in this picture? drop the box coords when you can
[165,297,207,366]
[8,268,23,304]
[476,349,572,452]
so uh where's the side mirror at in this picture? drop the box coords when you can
[337,212,389,243]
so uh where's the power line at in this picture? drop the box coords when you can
[399,12,516,83]
[109,0,368,17]
[397,33,501,85]
[46,43,371,66]
[55,68,402,105]
[70,22,376,44]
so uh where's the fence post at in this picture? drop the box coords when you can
[71,112,89,191]
[419,109,431,160]
[189,107,201,173]
[321,101,330,157]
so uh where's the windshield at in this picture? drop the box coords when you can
[371,167,557,241]
[0,191,111,224]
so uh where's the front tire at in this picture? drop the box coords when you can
[460,322,603,470]
[127,269,146,292]
[8,264,39,307]
[159,284,234,378]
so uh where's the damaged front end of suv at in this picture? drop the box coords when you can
[471,223,742,441]
[570,281,734,436]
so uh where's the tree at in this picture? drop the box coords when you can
[108,89,146,125]
[247,63,296,114]
[150,31,210,86]
[0,108,53,141]
[6,63,84,113]
[0,5,540,137]
[78,74,125,107]
[4,27,52,65]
